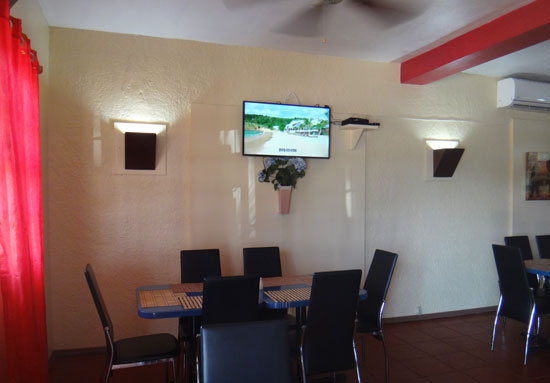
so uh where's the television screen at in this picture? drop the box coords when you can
[242,101,331,159]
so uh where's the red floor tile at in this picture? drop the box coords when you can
[400,356,454,377]
[413,339,457,356]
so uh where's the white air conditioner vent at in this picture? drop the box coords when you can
[497,78,550,111]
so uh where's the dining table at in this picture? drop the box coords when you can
[137,274,366,383]
[524,259,550,277]
[136,274,367,323]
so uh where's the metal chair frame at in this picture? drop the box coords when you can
[356,249,397,383]
[299,321,361,383]
[491,245,548,366]
[491,293,538,365]
[360,299,388,380]
[85,265,178,383]
[102,327,177,383]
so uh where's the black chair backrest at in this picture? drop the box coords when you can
[180,249,221,283]
[536,235,550,259]
[243,247,282,278]
[200,319,292,383]
[492,244,535,324]
[202,275,260,326]
[504,236,534,260]
[303,269,362,376]
[84,264,114,336]
[357,249,398,326]
[504,236,539,290]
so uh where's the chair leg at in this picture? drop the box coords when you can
[491,296,503,351]
[378,329,389,383]
[300,326,307,383]
[353,337,362,383]
[195,334,201,383]
[171,359,177,383]
[524,307,536,365]
[102,353,114,383]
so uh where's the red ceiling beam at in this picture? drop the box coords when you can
[401,0,550,85]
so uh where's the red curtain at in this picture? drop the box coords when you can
[0,0,49,381]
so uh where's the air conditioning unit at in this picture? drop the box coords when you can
[497,78,550,110]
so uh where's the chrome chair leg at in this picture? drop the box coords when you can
[353,337,362,383]
[195,334,201,383]
[171,359,177,383]
[524,307,536,365]
[103,353,114,383]
[300,325,307,383]
[379,329,389,383]
[491,296,503,351]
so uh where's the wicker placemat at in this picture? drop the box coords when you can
[262,275,312,288]
[265,287,311,303]
[140,289,204,309]
[139,289,180,307]
[170,283,203,293]
[177,295,203,310]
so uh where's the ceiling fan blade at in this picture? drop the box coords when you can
[272,3,326,37]
[351,0,431,27]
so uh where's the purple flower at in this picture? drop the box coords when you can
[258,170,267,182]
[263,157,276,169]
[289,157,307,172]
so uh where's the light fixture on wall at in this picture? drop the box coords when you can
[425,139,464,178]
[113,121,167,174]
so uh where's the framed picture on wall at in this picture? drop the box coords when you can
[526,152,550,200]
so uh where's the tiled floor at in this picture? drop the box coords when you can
[49,312,550,382]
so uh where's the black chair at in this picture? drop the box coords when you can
[536,235,550,259]
[196,275,260,382]
[180,249,221,283]
[356,249,398,383]
[243,246,282,277]
[200,319,292,383]
[179,249,222,380]
[243,246,290,322]
[491,245,550,365]
[201,275,260,325]
[179,249,222,339]
[505,236,541,292]
[84,264,179,383]
[299,269,362,383]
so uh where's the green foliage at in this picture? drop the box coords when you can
[258,157,307,190]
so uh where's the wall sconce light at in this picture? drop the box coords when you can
[425,139,464,178]
[113,121,167,175]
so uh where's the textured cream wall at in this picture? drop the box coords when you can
[46,27,539,351]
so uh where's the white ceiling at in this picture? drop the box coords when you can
[37,0,549,81]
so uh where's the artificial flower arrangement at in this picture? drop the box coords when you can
[258,157,307,190]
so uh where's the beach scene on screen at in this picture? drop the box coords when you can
[243,102,330,158]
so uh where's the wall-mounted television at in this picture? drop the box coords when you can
[242,101,331,159]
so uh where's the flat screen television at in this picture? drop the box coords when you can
[242,101,331,159]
